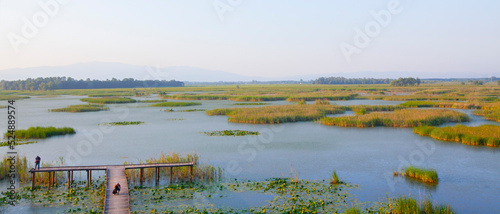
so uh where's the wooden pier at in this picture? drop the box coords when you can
[28,162,194,214]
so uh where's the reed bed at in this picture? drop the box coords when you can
[473,110,500,122]
[163,94,286,102]
[233,102,268,105]
[150,102,201,107]
[124,153,222,183]
[207,104,346,124]
[390,196,454,214]
[0,155,29,182]
[80,97,137,104]
[363,95,467,101]
[347,105,405,112]
[0,155,68,185]
[414,125,500,147]
[50,104,109,112]
[400,101,481,109]
[0,95,30,100]
[319,109,469,128]
[397,166,439,183]
[286,93,358,101]
[4,126,75,139]
[203,130,259,136]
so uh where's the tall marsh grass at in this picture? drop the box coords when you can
[414,125,500,147]
[319,109,469,128]
[50,104,109,112]
[400,101,481,109]
[390,196,454,214]
[207,104,345,124]
[124,153,222,183]
[80,97,137,104]
[4,126,75,139]
[0,155,29,182]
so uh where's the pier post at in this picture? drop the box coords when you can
[140,168,144,185]
[190,165,193,182]
[47,172,52,190]
[155,167,159,185]
[31,172,35,190]
[170,167,173,183]
[86,170,90,188]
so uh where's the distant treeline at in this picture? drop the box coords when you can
[0,77,184,90]
[314,77,392,85]
[390,77,421,86]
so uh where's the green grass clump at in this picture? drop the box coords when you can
[100,121,144,126]
[50,104,109,112]
[390,196,454,214]
[233,102,268,105]
[207,104,345,124]
[330,170,341,185]
[206,108,235,115]
[80,97,137,104]
[203,130,259,136]
[398,166,439,183]
[4,126,75,139]
[319,109,469,128]
[414,125,500,147]
[151,102,201,107]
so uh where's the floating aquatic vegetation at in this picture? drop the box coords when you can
[202,130,260,137]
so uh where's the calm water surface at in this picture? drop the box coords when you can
[1,96,499,213]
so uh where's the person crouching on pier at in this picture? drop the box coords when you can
[113,182,121,195]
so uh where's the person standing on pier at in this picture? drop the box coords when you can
[35,156,41,170]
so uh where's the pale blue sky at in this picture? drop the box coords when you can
[1,0,499,78]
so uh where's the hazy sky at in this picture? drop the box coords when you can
[1,0,499,78]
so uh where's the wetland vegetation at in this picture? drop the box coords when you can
[80,97,137,104]
[124,153,222,183]
[202,130,259,136]
[4,127,76,139]
[394,166,439,183]
[414,125,500,147]
[319,109,469,128]
[50,104,109,112]
[207,104,346,124]
[99,121,144,126]
[151,102,202,107]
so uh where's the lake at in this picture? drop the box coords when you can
[1,96,499,213]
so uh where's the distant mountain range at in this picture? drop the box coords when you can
[0,62,497,82]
